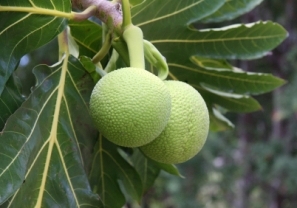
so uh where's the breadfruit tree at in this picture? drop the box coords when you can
[0,0,287,207]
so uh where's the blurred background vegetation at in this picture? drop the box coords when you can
[15,0,297,207]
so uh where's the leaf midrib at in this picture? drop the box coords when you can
[151,34,285,44]
[0,6,72,19]
[168,63,281,86]
[34,54,80,208]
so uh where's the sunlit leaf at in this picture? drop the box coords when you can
[0,55,100,206]
[0,0,71,94]
[89,137,143,208]
[201,0,264,23]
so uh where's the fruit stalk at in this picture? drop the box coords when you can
[122,25,145,69]
[92,31,112,64]
[121,0,145,69]
[104,49,119,73]
[122,0,132,28]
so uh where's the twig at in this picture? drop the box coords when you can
[71,0,123,34]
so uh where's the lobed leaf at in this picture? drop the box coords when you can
[149,21,288,62]
[132,1,287,61]
[0,55,100,207]
[201,0,264,23]
[0,0,71,94]
[129,0,288,117]
[0,1,290,206]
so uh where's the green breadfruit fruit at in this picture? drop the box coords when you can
[140,80,209,164]
[90,67,171,147]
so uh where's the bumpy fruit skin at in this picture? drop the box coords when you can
[89,67,171,147]
[140,81,209,164]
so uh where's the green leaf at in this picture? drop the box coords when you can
[133,0,224,33]
[154,162,184,178]
[151,21,287,62]
[0,55,101,206]
[209,108,234,132]
[79,56,101,82]
[69,19,102,57]
[132,1,287,61]
[130,0,146,7]
[130,1,288,111]
[201,0,264,23]
[0,0,71,94]
[0,74,24,130]
[198,84,262,112]
[131,149,184,194]
[190,56,233,71]
[131,149,161,193]
[89,137,143,208]
[168,63,286,95]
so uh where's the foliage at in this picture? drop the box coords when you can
[0,0,288,207]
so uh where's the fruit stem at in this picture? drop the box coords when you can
[122,25,145,69]
[95,63,108,77]
[92,31,112,64]
[121,0,145,69]
[121,0,132,29]
[104,49,119,73]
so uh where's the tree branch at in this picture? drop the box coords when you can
[71,0,123,34]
